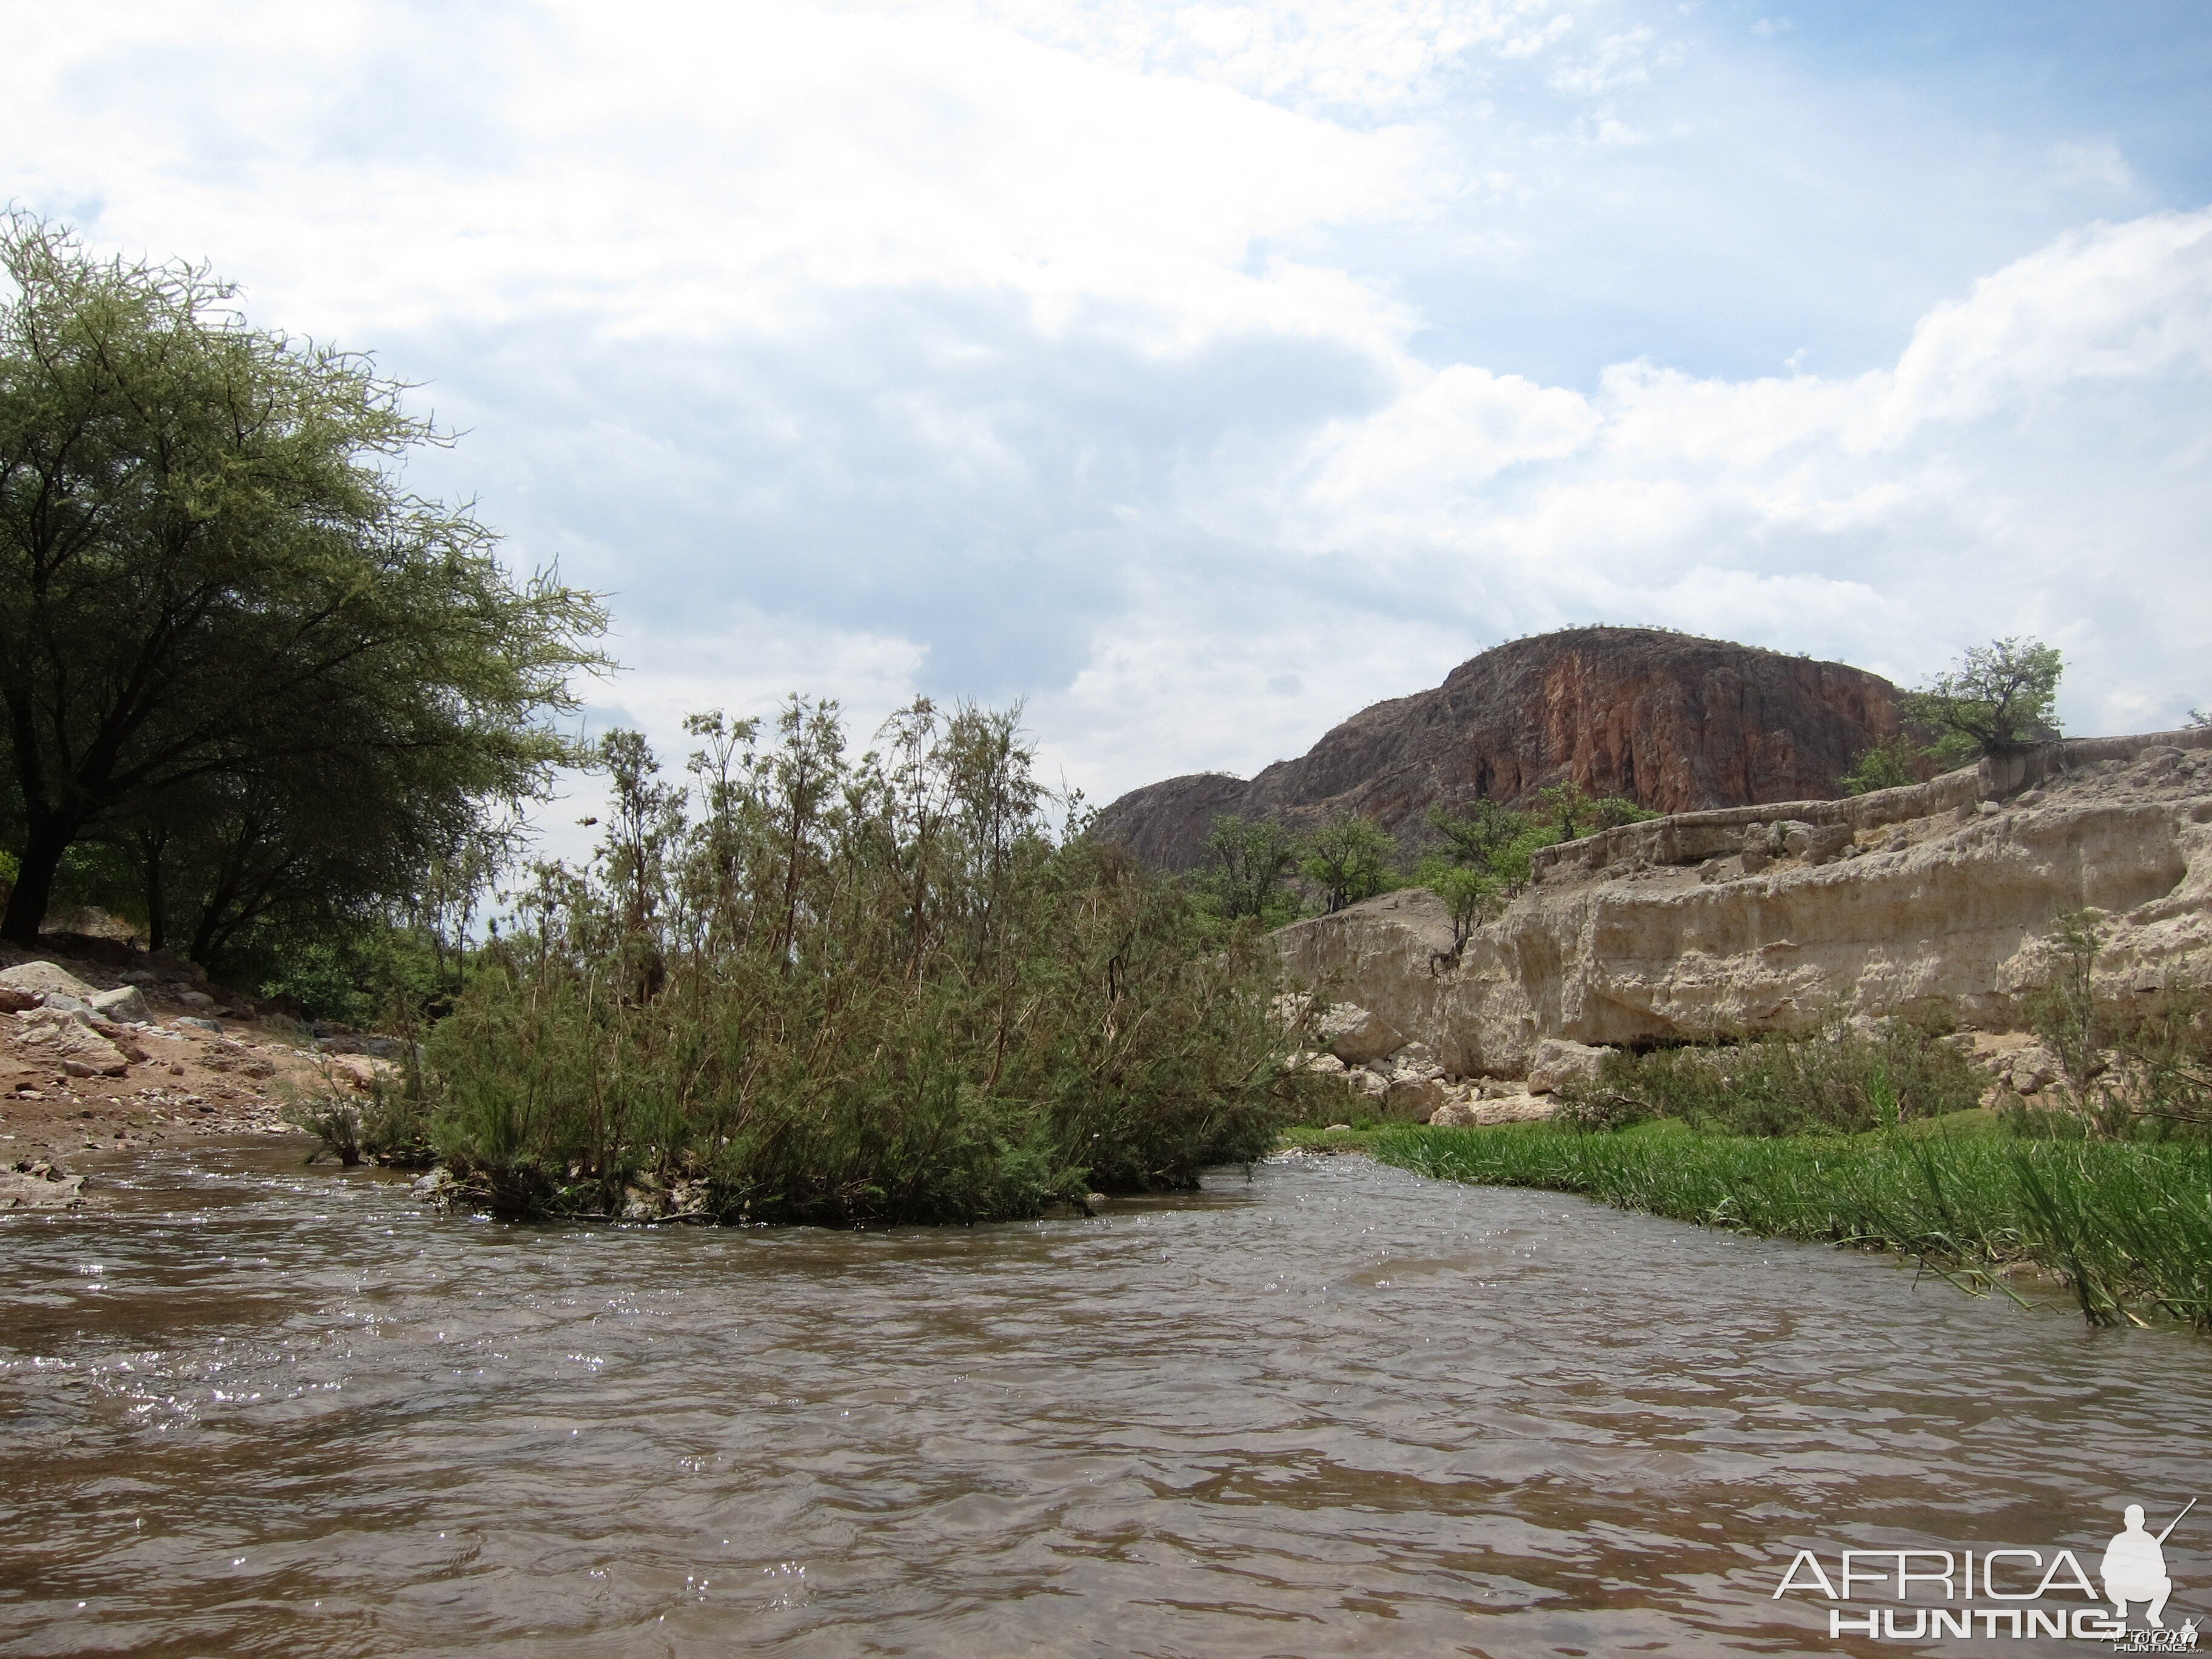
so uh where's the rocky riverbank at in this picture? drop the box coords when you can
[0,943,402,1205]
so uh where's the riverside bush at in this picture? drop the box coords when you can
[1559,1019,1983,1136]
[422,700,1296,1223]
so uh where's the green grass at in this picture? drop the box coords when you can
[1366,1118,2212,1330]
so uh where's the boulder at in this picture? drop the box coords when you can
[2005,1040,2063,1097]
[0,961,98,1004]
[1386,1041,1444,1083]
[1303,1052,1347,1074]
[176,990,216,1011]
[0,1162,85,1211]
[0,986,37,1014]
[1312,1002,1407,1065]
[1429,1091,1560,1127]
[1527,1038,1609,1096]
[13,1010,131,1076]
[1383,1075,1452,1118]
[89,985,152,1025]
[1783,821,1855,865]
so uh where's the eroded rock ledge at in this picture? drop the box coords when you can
[1276,729,2212,1084]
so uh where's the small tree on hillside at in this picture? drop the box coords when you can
[1301,814,1395,914]
[1903,637,2063,759]
[1425,797,1521,874]
[1202,814,1299,922]
[1415,858,1501,956]
[1528,780,1652,842]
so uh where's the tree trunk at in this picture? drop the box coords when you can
[1,822,69,945]
[140,826,170,954]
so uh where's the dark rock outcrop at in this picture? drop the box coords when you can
[1094,627,1900,870]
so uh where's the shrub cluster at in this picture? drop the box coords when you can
[1558,1018,1985,1136]
[417,700,1296,1224]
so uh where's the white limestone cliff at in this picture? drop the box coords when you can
[1276,729,2212,1085]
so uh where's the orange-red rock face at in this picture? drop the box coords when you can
[1095,627,1900,870]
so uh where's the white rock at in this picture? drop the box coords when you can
[1527,1037,1609,1096]
[1312,1002,1407,1064]
[13,1011,131,1076]
[1429,1091,1559,1127]
[0,961,98,1004]
[1275,748,2212,1078]
[1384,1075,1451,1118]
[1387,1041,1445,1084]
[89,985,151,1024]
[2005,1040,2062,1096]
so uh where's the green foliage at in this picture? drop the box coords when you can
[1423,797,1552,889]
[1901,637,2063,757]
[1527,780,1655,842]
[1421,783,1643,905]
[2017,910,2212,1141]
[243,919,463,1027]
[1424,798,1521,873]
[1371,920,2212,1330]
[1558,1019,1983,1136]
[423,700,1295,1224]
[1532,780,1595,840]
[284,1067,434,1170]
[1373,1119,2212,1329]
[1299,814,1396,914]
[0,213,606,945]
[1592,794,1660,830]
[1840,731,1951,794]
[1199,814,1301,926]
[1413,857,1501,951]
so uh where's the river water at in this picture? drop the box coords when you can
[1,1141,2204,1658]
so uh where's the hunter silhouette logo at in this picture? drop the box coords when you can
[2106,1499,2192,1629]
[1771,1496,2199,1643]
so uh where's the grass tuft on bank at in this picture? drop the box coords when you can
[1370,1117,2212,1330]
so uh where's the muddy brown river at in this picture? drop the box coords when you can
[1,1141,2205,1657]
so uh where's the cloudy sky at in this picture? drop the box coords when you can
[8,0,2211,829]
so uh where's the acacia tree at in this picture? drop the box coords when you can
[1300,814,1394,914]
[1201,814,1299,922]
[1425,797,1521,873]
[0,215,605,945]
[1903,637,2063,757]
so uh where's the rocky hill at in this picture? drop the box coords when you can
[1093,627,1902,870]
